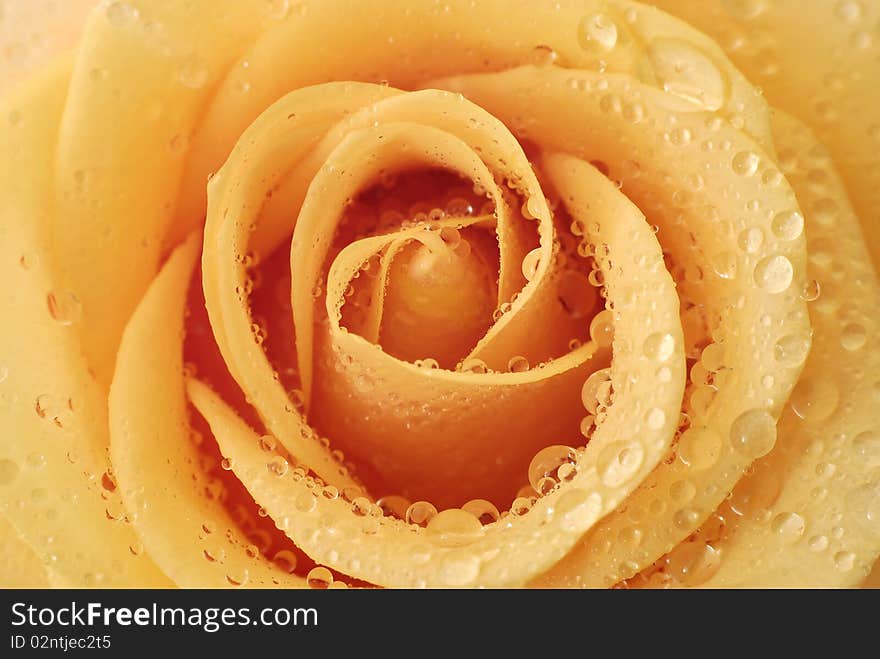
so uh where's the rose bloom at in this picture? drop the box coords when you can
[0,0,877,589]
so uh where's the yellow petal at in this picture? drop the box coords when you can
[0,56,169,587]
[110,231,304,587]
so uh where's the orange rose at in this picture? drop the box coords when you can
[0,0,877,588]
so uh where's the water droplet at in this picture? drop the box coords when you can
[668,126,692,146]
[272,549,298,573]
[521,248,541,281]
[597,441,644,487]
[845,478,880,536]
[808,535,829,552]
[373,495,407,519]
[732,150,760,176]
[670,479,697,503]
[589,310,614,347]
[853,430,880,466]
[578,13,618,52]
[0,459,19,486]
[729,409,777,459]
[459,358,488,374]
[753,255,793,293]
[226,567,249,586]
[267,456,289,477]
[710,251,738,279]
[427,509,484,547]
[737,227,764,253]
[623,101,644,124]
[833,551,855,572]
[47,289,82,325]
[790,377,838,422]
[202,542,226,563]
[581,368,611,413]
[19,252,38,270]
[840,323,866,351]
[510,496,532,516]
[800,279,821,301]
[530,44,558,67]
[673,508,700,531]
[666,541,721,586]
[528,445,577,493]
[643,332,676,361]
[461,499,501,525]
[771,512,806,542]
[645,39,726,110]
[295,491,316,513]
[774,334,810,367]
[34,394,71,428]
[645,408,666,430]
[307,566,333,589]
[730,474,781,517]
[351,496,373,517]
[678,427,722,469]
[406,501,438,527]
[508,355,530,373]
[771,210,804,241]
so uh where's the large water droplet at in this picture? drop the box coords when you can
[840,323,867,351]
[581,367,611,414]
[578,13,618,52]
[732,150,760,177]
[426,509,484,547]
[753,255,793,293]
[589,309,614,347]
[528,445,577,494]
[790,377,839,422]
[771,512,806,542]
[774,334,810,367]
[833,551,855,572]
[678,427,722,469]
[643,332,676,361]
[405,501,438,527]
[295,491,316,513]
[666,541,722,586]
[461,499,501,525]
[646,39,726,111]
[737,227,764,254]
[597,441,644,487]
[853,430,880,466]
[47,289,82,325]
[771,210,804,241]
[307,566,333,589]
[272,549,298,573]
[846,479,880,537]
[521,248,541,281]
[729,409,777,459]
